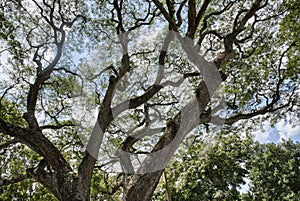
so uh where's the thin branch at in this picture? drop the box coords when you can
[195,0,212,30]
[0,139,19,150]
[176,0,187,27]
[0,85,15,103]
[40,123,75,130]
[224,78,296,125]
[224,102,290,125]
[0,174,29,186]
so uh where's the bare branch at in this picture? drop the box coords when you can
[40,123,75,130]
[176,0,187,27]
[151,0,178,31]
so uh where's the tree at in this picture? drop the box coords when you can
[153,132,253,201]
[245,139,300,200]
[153,134,300,201]
[0,0,299,200]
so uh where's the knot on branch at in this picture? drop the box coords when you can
[213,51,235,68]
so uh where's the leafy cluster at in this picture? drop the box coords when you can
[154,134,300,201]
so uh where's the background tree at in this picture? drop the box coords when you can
[153,134,299,201]
[154,132,253,201]
[0,0,299,201]
[244,139,300,200]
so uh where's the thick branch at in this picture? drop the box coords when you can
[187,0,196,38]
[0,119,71,173]
[26,34,65,116]
[26,159,61,200]
[225,72,295,125]
[151,0,178,31]
[225,89,293,125]
[224,0,268,52]
[77,53,131,199]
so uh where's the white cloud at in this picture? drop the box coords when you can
[276,119,300,141]
[252,118,300,143]
[253,124,273,143]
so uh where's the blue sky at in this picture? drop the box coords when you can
[253,119,300,143]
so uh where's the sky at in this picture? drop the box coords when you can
[253,119,300,143]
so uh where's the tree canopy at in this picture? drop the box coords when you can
[153,133,300,200]
[0,0,299,200]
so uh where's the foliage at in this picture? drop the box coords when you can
[154,135,300,201]
[0,0,299,200]
[245,139,300,200]
[154,133,252,200]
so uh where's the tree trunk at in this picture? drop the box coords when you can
[123,171,164,201]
